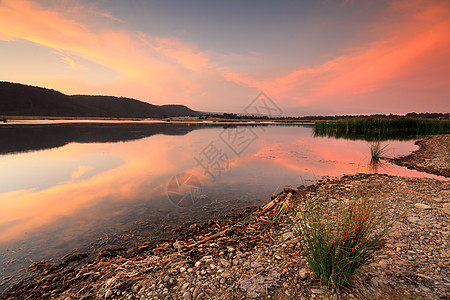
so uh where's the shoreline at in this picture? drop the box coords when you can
[390,135,450,178]
[1,135,449,299]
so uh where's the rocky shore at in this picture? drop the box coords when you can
[1,135,449,300]
[390,134,450,178]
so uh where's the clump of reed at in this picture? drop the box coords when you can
[313,117,450,141]
[369,141,389,173]
[291,192,400,290]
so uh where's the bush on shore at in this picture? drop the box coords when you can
[291,191,401,290]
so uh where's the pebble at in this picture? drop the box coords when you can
[406,215,420,223]
[220,258,230,267]
[442,203,450,216]
[299,268,308,279]
[311,288,324,294]
[105,289,113,299]
[414,203,431,210]
[192,286,200,298]
[183,291,191,300]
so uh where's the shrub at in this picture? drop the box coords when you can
[291,192,399,289]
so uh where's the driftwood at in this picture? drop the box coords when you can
[186,190,295,248]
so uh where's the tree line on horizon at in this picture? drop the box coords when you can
[205,112,450,120]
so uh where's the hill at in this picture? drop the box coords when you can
[0,82,203,118]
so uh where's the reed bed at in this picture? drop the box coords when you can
[313,117,450,141]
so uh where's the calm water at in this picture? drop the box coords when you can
[0,122,445,288]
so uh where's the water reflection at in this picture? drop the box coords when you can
[0,123,214,154]
[313,127,427,141]
[0,124,446,288]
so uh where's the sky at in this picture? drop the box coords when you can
[0,0,449,116]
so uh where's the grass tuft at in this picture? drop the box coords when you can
[369,141,389,173]
[291,191,400,290]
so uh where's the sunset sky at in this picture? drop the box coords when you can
[0,0,449,116]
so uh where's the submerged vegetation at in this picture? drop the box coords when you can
[313,117,450,141]
[291,191,401,290]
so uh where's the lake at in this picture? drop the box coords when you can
[0,122,445,289]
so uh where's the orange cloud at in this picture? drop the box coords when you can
[55,52,85,70]
[0,0,448,114]
[224,0,450,110]
[0,0,215,104]
[138,34,212,73]
[97,12,126,24]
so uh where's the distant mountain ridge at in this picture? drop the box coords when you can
[0,82,204,118]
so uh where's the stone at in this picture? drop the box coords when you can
[299,268,308,279]
[378,259,388,267]
[183,291,192,300]
[415,203,431,210]
[442,203,450,216]
[239,271,279,298]
[432,196,443,202]
[220,258,230,267]
[311,288,323,294]
[192,287,200,298]
[202,255,213,263]
[407,215,420,223]
[105,290,113,299]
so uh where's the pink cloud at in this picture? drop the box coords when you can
[223,0,450,112]
[0,0,448,114]
[0,0,216,105]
